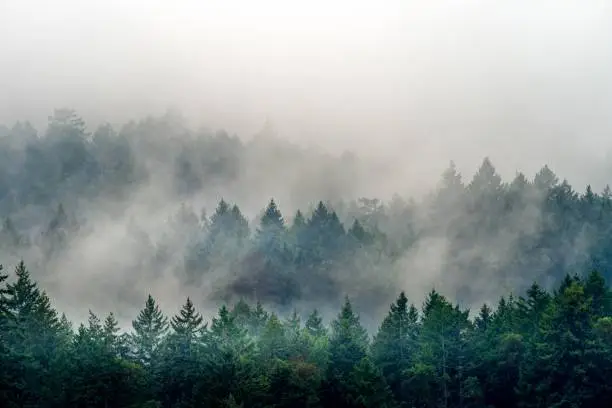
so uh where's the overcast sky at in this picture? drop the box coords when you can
[1,0,612,190]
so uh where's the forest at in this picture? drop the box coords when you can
[2,110,612,406]
[1,261,612,407]
[2,110,612,316]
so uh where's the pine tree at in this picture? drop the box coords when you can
[259,199,285,231]
[516,282,550,337]
[414,290,470,408]
[247,301,269,336]
[469,157,502,195]
[322,297,370,407]
[256,199,287,258]
[4,262,61,406]
[230,204,250,242]
[304,202,347,264]
[199,200,251,270]
[259,313,288,362]
[230,298,252,329]
[210,305,252,354]
[0,264,22,404]
[171,297,203,340]
[584,270,612,317]
[0,264,10,318]
[432,161,465,226]
[346,357,398,408]
[348,219,373,246]
[131,294,168,365]
[371,292,419,401]
[86,310,104,343]
[6,261,41,319]
[201,306,260,407]
[533,164,559,192]
[285,309,301,336]
[103,312,121,356]
[517,280,597,407]
[291,210,306,231]
[305,309,326,338]
[474,304,492,332]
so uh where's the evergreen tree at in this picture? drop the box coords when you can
[247,301,269,336]
[345,357,398,408]
[131,294,168,366]
[103,312,122,355]
[323,297,369,407]
[259,313,288,362]
[4,261,61,406]
[328,297,368,377]
[413,290,470,408]
[305,309,327,338]
[348,219,373,246]
[371,292,419,401]
[171,297,204,341]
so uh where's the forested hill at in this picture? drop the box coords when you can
[1,261,612,407]
[1,109,612,323]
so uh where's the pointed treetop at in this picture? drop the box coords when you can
[510,172,529,190]
[305,308,326,337]
[475,303,492,331]
[349,219,373,245]
[131,293,168,343]
[311,201,330,224]
[333,296,367,338]
[213,199,230,218]
[440,160,463,189]
[328,296,369,377]
[285,308,301,332]
[171,297,203,337]
[6,261,41,317]
[534,165,558,191]
[583,185,595,202]
[469,157,502,193]
[291,210,305,230]
[260,199,285,230]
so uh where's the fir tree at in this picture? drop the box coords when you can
[131,294,168,365]
[103,312,121,355]
[371,292,419,401]
[305,309,326,338]
[171,297,203,341]
[346,357,398,408]
[259,199,285,231]
[328,297,369,377]
[247,301,269,336]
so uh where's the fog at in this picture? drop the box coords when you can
[2,0,612,328]
[2,1,612,186]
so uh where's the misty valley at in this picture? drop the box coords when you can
[2,110,612,407]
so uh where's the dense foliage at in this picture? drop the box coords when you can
[1,261,612,407]
[3,110,612,405]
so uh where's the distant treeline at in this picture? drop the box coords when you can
[1,261,612,407]
[3,109,612,310]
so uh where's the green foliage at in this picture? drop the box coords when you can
[131,294,169,366]
[371,292,418,401]
[2,259,612,407]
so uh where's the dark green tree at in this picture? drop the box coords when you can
[371,292,419,401]
[131,294,169,366]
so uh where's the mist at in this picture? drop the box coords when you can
[3,1,612,185]
[2,0,612,329]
